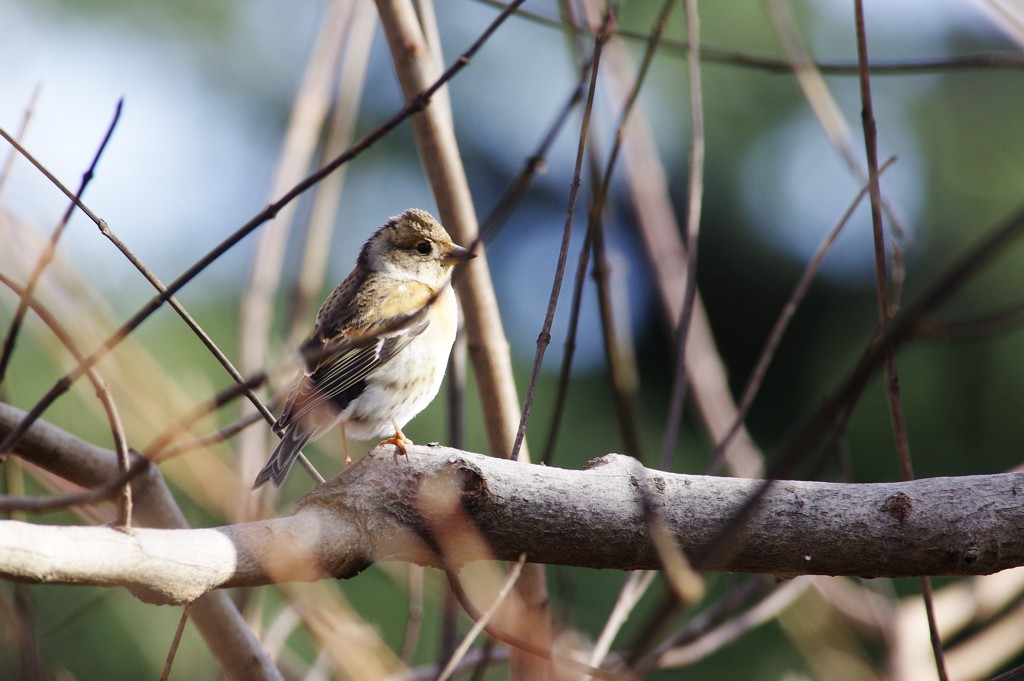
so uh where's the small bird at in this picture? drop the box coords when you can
[253,209,475,488]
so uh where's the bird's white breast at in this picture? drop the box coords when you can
[342,285,458,439]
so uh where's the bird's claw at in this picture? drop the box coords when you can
[379,419,412,457]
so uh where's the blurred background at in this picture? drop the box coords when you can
[2,0,1024,678]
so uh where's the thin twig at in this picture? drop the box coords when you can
[96,220,280,451]
[588,570,657,669]
[916,302,1024,340]
[655,577,810,668]
[437,555,526,681]
[477,38,595,245]
[0,99,121,384]
[853,3,946,679]
[160,602,193,681]
[541,211,594,465]
[0,127,278,473]
[585,153,646,460]
[289,1,378,339]
[586,0,676,463]
[142,369,271,462]
[853,0,894,343]
[918,576,949,680]
[509,9,611,462]
[155,406,274,459]
[443,566,629,681]
[625,575,772,674]
[0,457,151,514]
[0,84,41,199]
[691,199,1024,578]
[0,272,132,517]
[658,0,701,471]
[400,565,425,664]
[538,1,605,466]
[472,0,1024,75]
[765,0,910,250]
[438,577,460,675]
[239,0,353,489]
[440,330,466,667]
[708,157,897,474]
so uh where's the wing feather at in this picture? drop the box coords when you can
[274,315,430,430]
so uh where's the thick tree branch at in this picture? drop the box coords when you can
[0,402,281,680]
[2,407,1023,606]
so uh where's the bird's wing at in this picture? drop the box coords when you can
[274,291,434,432]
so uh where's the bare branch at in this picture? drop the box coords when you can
[472,1,1024,75]
[0,83,40,198]
[0,99,121,384]
[0,401,282,681]
[3,434,1023,604]
[512,8,611,463]
[238,0,355,487]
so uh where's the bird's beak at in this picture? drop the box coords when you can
[442,243,477,266]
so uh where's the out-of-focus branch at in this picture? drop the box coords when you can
[472,1,1024,75]
[290,2,378,340]
[374,0,527,462]
[239,0,353,490]
[0,401,282,681]
[372,3,552,678]
[892,567,1024,681]
[595,9,763,477]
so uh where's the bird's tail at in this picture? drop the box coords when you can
[253,427,312,489]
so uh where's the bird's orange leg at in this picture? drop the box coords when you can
[339,421,352,466]
[379,419,412,455]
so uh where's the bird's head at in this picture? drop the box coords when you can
[362,209,476,285]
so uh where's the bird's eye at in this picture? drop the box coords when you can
[416,242,432,255]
